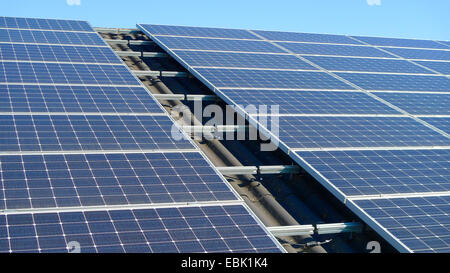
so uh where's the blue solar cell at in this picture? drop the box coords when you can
[0,205,282,253]
[0,29,106,46]
[139,24,260,40]
[173,50,317,70]
[0,62,140,85]
[272,116,450,149]
[438,41,450,48]
[0,152,237,210]
[0,84,163,114]
[0,115,194,152]
[353,195,450,253]
[305,56,433,74]
[297,149,450,197]
[253,30,362,45]
[421,117,450,134]
[414,60,450,75]
[0,17,93,32]
[152,36,285,53]
[381,47,450,61]
[352,36,449,49]
[336,73,450,92]
[276,42,393,58]
[375,92,450,115]
[0,43,121,63]
[194,68,354,89]
[220,89,399,114]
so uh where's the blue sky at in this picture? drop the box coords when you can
[1,0,449,41]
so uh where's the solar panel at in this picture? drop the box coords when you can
[0,29,106,46]
[304,55,433,74]
[152,36,284,53]
[253,30,362,45]
[351,36,449,50]
[375,92,450,115]
[277,42,394,58]
[297,149,450,197]
[0,43,121,63]
[194,68,354,89]
[220,89,400,115]
[173,50,317,70]
[0,152,238,210]
[0,204,283,253]
[381,47,450,61]
[273,116,450,149]
[0,115,194,152]
[421,117,450,134]
[0,84,164,114]
[335,73,450,92]
[351,195,450,253]
[414,60,450,75]
[138,24,261,40]
[0,16,93,32]
[0,62,140,85]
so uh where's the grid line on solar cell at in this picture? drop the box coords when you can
[414,60,450,75]
[374,93,450,115]
[194,68,355,90]
[351,36,449,50]
[252,30,362,45]
[381,47,450,61]
[0,43,121,64]
[0,29,106,46]
[272,116,450,149]
[0,17,93,32]
[0,84,163,114]
[297,149,450,197]
[421,118,450,134]
[0,205,282,253]
[352,195,450,253]
[0,115,194,152]
[335,72,450,92]
[0,152,238,210]
[153,36,285,53]
[220,89,400,115]
[276,42,394,58]
[0,61,140,85]
[304,55,434,74]
[173,50,317,70]
[139,24,260,40]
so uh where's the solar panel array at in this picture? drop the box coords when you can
[138,23,450,253]
[0,17,283,253]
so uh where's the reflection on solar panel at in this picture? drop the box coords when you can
[274,116,450,149]
[221,89,399,115]
[0,16,93,32]
[297,149,450,197]
[0,152,238,210]
[0,205,282,253]
[0,84,163,114]
[0,29,106,45]
[351,195,450,253]
[173,50,316,70]
[303,55,433,74]
[375,93,450,115]
[194,68,353,89]
[0,43,121,63]
[0,62,140,85]
[0,115,194,152]
[140,24,450,252]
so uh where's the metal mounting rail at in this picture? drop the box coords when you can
[152,93,218,101]
[216,165,301,175]
[94,27,140,34]
[104,39,155,46]
[267,222,363,237]
[181,125,247,134]
[115,51,169,58]
[132,70,189,78]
